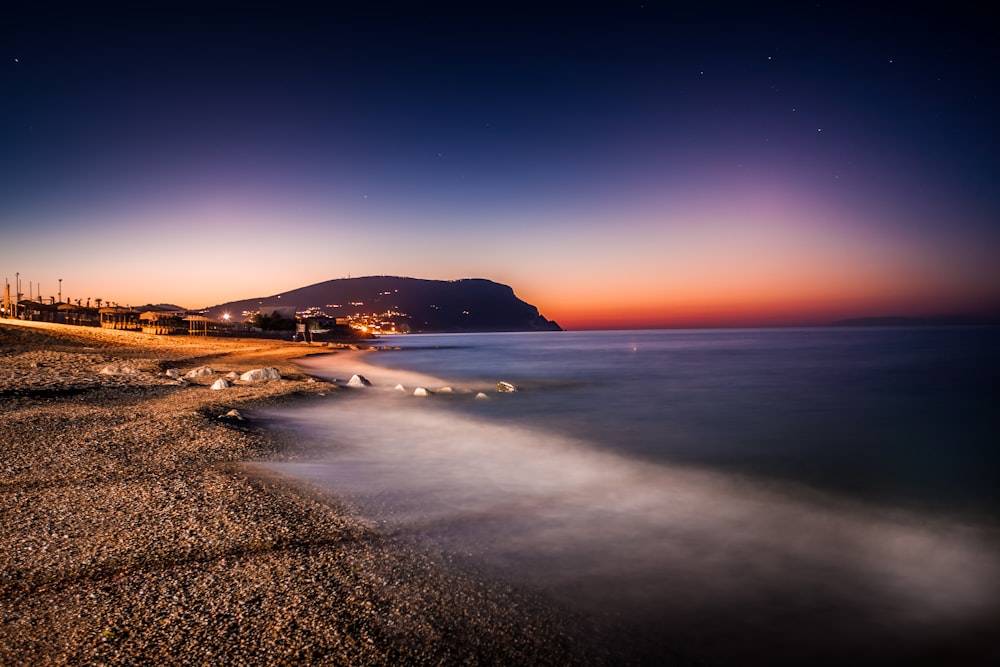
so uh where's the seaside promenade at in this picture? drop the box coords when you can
[0,321,603,665]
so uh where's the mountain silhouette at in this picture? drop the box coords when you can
[203,276,562,333]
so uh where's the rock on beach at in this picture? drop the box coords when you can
[347,374,372,387]
[240,367,282,382]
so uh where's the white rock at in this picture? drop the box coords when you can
[210,378,230,390]
[185,366,214,378]
[347,374,372,387]
[101,364,139,375]
[413,387,431,397]
[240,368,281,382]
[394,384,407,392]
[438,386,453,393]
[164,368,181,378]
[226,371,240,379]
[497,381,518,393]
[475,392,490,400]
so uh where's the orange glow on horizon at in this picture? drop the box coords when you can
[536,284,1000,331]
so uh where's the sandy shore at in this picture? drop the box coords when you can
[0,321,607,666]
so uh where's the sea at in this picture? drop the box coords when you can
[268,327,1000,665]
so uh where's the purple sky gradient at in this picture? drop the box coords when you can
[2,2,997,328]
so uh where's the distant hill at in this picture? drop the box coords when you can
[203,276,562,333]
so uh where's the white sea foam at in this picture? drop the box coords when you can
[269,400,999,658]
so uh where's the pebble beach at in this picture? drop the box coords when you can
[0,320,608,666]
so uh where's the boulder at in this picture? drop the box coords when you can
[347,374,372,387]
[185,366,214,378]
[165,368,181,378]
[210,378,230,391]
[240,368,281,382]
[475,392,490,400]
[413,387,431,397]
[394,384,407,392]
[497,381,518,393]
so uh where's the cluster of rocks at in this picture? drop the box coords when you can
[342,374,519,401]
[156,365,284,390]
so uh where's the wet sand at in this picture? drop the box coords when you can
[0,321,608,666]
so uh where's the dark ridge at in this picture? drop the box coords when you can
[202,276,562,333]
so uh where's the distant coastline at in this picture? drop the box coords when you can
[2,276,561,337]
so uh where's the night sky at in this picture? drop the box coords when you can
[2,2,997,329]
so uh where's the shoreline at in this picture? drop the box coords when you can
[0,321,610,665]
[271,331,1000,667]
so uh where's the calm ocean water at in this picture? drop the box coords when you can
[273,327,1000,665]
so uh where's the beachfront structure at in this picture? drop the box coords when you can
[139,310,248,336]
[140,310,186,335]
[182,314,248,336]
[59,303,99,326]
[183,314,212,336]
[4,294,336,339]
[15,299,47,321]
[2,296,100,325]
[14,299,60,323]
[99,306,141,330]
